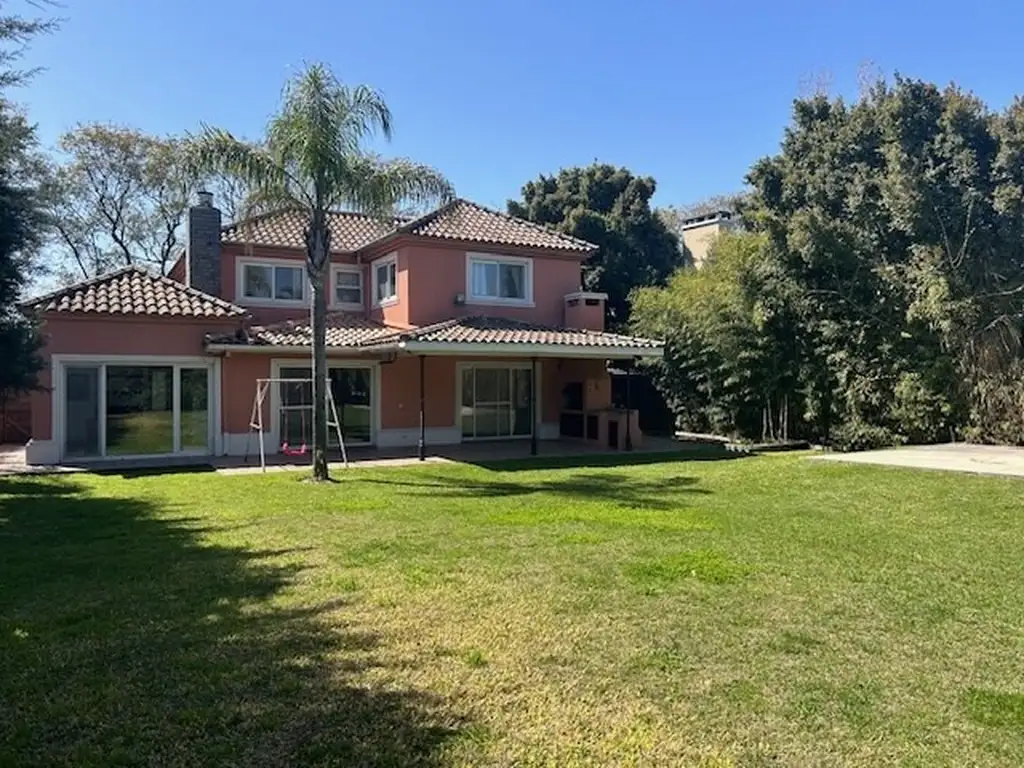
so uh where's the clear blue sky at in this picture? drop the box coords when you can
[19,0,1024,211]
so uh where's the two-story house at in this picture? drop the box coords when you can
[21,194,662,466]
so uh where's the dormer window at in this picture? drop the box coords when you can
[373,253,398,306]
[238,258,306,304]
[467,253,533,305]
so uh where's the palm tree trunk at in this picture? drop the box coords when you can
[310,267,329,480]
[306,218,331,482]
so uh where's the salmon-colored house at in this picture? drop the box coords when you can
[21,195,662,466]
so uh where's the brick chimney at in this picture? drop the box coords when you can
[564,291,606,331]
[185,190,222,297]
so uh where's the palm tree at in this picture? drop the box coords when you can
[189,64,453,480]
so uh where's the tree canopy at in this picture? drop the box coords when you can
[46,124,249,281]
[0,4,56,400]
[634,76,1024,448]
[508,163,681,327]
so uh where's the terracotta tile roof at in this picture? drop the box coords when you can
[207,312,398,348]
[22,266,246,318]
[396,199,596,252]
[219,199,597,254]
[362,316,663,351]
[221,210,401,252]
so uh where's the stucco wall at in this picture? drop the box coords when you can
[178,240,587,331]
[401,242,584,327]
[31,313,239,442]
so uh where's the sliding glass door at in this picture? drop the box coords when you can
[460,365,533,439]
[65,366,100,458]
[61,361,213,459]
[105,366,174,456]
[277,365,374,446]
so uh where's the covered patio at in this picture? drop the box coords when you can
[0,436,715,476]
[208,313,665,465]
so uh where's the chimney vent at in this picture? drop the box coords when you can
[197,190,214,207]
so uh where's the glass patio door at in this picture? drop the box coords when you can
[61,362,212,459]
[278,365,374,446]
[460,366,533,439]
[65,366,100,458]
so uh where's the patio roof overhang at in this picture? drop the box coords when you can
[204,314,664,360]
[204,339,663,359]
[363,339,664,359]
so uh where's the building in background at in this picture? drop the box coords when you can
[678,210,741,269]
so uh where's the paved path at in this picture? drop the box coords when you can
[813,443,1024,478]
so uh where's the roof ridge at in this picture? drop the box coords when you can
[19,264,144,309]
[224,207,405,231]
[392,197,462,236]
[356,315,460,346]
[455,200,597,250]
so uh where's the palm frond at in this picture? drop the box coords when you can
[185,127,291,194]
[337,155,455,216]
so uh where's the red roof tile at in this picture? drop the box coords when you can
[395,199,596,253]
[219,199,596,254]
[207,313,398,349]
[22,266,246,318]
[221,210,399,252]
[363,316,662,351]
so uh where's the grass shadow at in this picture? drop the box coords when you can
[468,445,746,472]
[0,475,465,766]
[353,470,708,510]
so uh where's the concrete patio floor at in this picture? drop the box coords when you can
[812,442,1024,478]
[0,436,728,476]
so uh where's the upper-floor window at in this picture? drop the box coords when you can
[373,253,397,306]
[467,253,532,305]
[238,258,306,304]
[332,266,363,308]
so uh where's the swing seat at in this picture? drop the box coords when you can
[280,442,308,457]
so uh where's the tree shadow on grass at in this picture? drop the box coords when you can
[352,470,708,510]
[0,476,465,767]
[467,445,747,473]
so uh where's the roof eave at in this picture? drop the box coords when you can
[360,340,663,359]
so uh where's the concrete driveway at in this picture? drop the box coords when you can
[812,442,1024,478]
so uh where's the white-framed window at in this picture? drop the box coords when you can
[238,258,307,304]
[332,266,363,308]
[466,253,533,305]
[372,253,398,306]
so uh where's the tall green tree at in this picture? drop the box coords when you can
[0,102,46,398]
[188,63,453,481]
[0,3,57,404]
[48,124,250,281]
[643,75,1024,448]
[508,163,681,326]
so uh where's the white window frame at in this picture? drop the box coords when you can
[331,265,364,310]
[237,257,308,306]
[466,252,534,307]
[51,354,221,461]
[372,252,398,307]
[455,361,542,441]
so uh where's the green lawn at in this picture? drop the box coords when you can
[2,454,1023,766]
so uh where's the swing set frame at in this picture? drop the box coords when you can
[246,377,349,472]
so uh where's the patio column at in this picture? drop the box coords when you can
[625,359,634,451]
[530,357,538,456]
[418,356,426,461]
